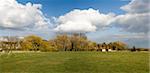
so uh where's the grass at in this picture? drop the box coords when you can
[0,51,149,73]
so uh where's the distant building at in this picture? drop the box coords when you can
[0,36,24,52]
[102,49,106,52]
[108,49,112,52]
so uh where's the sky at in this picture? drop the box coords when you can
[17,0,129,16]
[0,0,149,48]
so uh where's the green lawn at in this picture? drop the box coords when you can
[0,51,149,73]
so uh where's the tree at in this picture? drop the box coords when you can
[70,33,89,51]
[88,41,97,51]
[53,33,90,51]
[20,40,32,51]
[111,41,128,50]
[21,35,58,52]
[69,33,79,51]
[40,40,57,52]
[54,34,71,51]
[77,37,89,51]
[21,35,43,51]
[131,46,136,52]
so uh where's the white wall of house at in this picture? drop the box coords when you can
[102,49,106,52]
[108,49,112,52]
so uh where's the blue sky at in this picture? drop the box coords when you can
[0,0,149,48]
[17,0,129,16]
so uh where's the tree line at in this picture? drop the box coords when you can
[0,33,148,52]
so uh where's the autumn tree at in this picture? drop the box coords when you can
[77,36,89,51]
[53,33,90,51]
[20,40,32,51]
[111,41,128,50]
[69,33,79,51]
[87,41,97,51]
[21,35,43,51]
[21,35,57,52]
[40,40,57,52]
[69,33,89,51]
[54,34,71,51]
[16,34,130,52]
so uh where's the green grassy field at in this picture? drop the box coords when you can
[0,52,149,73]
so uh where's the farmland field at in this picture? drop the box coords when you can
[0,51,149,73]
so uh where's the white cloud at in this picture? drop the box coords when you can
[112,0,150,34]
[54,8,115,33]
[54,0,149,34]
[113,13,150,33]
[0,0,49,30]
[113,33,149,39]
[121,0,150,13]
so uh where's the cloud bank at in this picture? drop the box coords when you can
[0,0,49,30]
[121,0,150,13]
[54,0,149,34]
[54,8,115,33]
[113,13,149,33]
[113,0,150,34]
[1,0,148,34]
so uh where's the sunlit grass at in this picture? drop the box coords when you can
[0,51,149,73]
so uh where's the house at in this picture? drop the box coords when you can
[0,36,24,52]
[102,49,106,52]
[97,43,114,52]
[108,49,112,52]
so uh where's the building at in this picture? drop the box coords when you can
[0,36,24,52]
